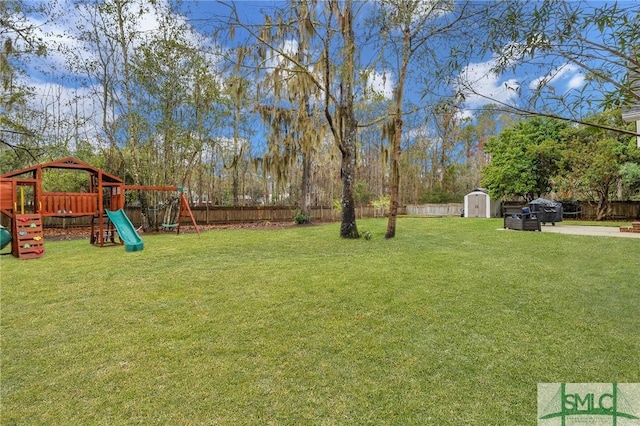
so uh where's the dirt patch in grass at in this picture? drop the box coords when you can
[42,220,313,241]
[43,227,92,241]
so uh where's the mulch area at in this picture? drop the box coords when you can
[43,221,301,241]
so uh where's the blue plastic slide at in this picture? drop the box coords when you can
[105,209,144,252]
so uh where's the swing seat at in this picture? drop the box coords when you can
[161,223,178,231]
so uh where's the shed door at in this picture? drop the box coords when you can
[469,193,486,218]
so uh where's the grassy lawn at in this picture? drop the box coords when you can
[1,217,638,425]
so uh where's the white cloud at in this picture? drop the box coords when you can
[281,39,299,56]
[365,70,395,100]
[455,109,475,122]
[456,57,520,109]
[25,79,108,147]
[529,63,584,92]
[381,0,454,27]
[29,0,168,75]
[456,53,587,120]
[266,39,300,69]
[566,73,586,91]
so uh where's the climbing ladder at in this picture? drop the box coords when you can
[14,214,45,259]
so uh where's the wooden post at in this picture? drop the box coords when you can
[97,171,104,247]
[179,192,199,235]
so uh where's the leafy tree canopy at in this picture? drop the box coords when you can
[555,109,636,218]
[481,117,568,201]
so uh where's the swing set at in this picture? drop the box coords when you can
[125,184,198,232]
[147,200,180,231]
[0,157,198,259]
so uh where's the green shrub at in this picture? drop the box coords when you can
[293,210,311,224]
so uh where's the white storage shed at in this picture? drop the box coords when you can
[464,189,500,218]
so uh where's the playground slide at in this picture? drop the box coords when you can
[0,225,11,251]
[105,209,144,252]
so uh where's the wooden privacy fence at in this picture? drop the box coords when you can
[123,205,395,225]
[126,205,303,225]
[184,205,407,223]
[34,205,405,228]
[579,201,640,219]
[502,200,640,220]
[19,201,639,229]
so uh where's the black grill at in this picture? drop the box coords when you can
[528,198,563,225]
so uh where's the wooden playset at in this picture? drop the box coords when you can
[0,157,198,259]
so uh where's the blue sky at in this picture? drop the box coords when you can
[179,0,589,112]
[19,0,599,149]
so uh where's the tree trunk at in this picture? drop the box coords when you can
[232,96,241,205]
[385,115,402,239]
[385,24,409,239]
[300,149,312,220]
[340,120,359,238]
[232,161,239,205]
[326,0,359,238]
[595,189,611,221]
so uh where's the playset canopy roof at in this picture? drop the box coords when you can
[1,157,123,183]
